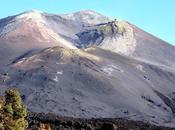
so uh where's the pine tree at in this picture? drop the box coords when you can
[0,88,28,130]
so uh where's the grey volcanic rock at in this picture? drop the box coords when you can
[77,21,175,68]
[0,10,175,127]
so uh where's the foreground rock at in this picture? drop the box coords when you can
[27,113,174,130]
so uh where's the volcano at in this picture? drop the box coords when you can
[0,10,175,127]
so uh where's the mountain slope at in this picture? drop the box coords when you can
[131,24,175,67]
[0,47,175,127]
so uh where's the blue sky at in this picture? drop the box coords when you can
[1,0,175,45]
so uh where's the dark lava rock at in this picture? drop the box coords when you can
[27,113,175,130]
[101,122,118,130]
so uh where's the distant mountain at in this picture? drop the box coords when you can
[0,10,175,127]
[0,10,175,68]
